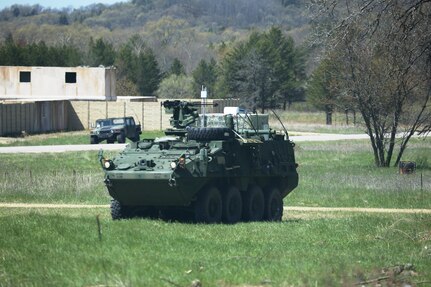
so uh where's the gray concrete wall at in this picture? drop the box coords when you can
[0,99,239,136]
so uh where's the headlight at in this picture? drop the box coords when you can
[170,161,177,169]
[104,161,111,169]
[103,159,114,170]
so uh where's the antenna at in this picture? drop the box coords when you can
[271,109,289,140]
[201,86,207,127]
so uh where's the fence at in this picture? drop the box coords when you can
[0,101,67,136]
[0,99,239,136]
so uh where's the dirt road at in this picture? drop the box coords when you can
[0,133,372,154]
[0,203,430,214]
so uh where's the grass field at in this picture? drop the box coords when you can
[0,208,430,286]
[0,131,430,286]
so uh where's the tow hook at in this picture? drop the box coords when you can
[104,177,113,187]
[168,174,177,187]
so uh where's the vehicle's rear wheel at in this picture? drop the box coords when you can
[90,136,98,144]
[117,133,126,143]
[242,185,264,222]
[222,186,242,224]
[132,132,140,142]
[110,199,131,220]
[264,187,283,221]
[195,186,222,223]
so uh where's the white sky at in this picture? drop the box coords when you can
[0,0,125,10]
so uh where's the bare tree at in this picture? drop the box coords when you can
[310,0,431,167]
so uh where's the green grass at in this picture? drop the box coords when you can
[0,151,111,204]
[1,137,429,209]
[289,138,431,209]
[1,132,430,286]
[0,208,429,286]
[269,110,365,134]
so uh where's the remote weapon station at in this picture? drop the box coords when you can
[99,97,298,223]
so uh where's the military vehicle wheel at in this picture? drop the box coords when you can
[264,187,283,221]
[222,186,242,224]
[187,127,233,141]
[242,185,264,221]
[90,136,98,144]
[195,186,222,223]
[132,133,140,142]
[117,133,126,143]
[110,199,131,220]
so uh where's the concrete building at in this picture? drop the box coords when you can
[0,66,116,101]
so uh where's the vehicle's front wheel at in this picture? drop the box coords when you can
[110,199,131,220]
[195,186,222,223]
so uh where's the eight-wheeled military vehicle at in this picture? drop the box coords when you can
[99,100,298,223]
[90,117,141,144]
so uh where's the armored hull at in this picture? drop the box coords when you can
[100,101,298,223]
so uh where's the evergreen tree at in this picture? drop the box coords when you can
[221,27,305,112]
[135,49,162,97]
[169,58,185,76]
[88,37,116,67]
[192,58,217,97]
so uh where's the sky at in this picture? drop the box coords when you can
[0,0,125,10]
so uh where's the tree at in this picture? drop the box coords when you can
[221,27,304,112]
[307,57,340,125]
[192,58,217,97]
[115,38,162,97]
[135,48,162,97]
[310,0,431,167]
[169,58,185,76]
[88,37,116,67]
[157,74,194,99]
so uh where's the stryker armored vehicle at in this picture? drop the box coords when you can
[99,100,298,223]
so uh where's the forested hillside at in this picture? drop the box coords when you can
[0,0,309,72]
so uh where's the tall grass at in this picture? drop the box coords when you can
[0,151,110,203]
[0,138,429,208]
[289,138,431,209]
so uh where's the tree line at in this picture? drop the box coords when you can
[0,27,306,110]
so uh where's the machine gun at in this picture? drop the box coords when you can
[162,100,218,133]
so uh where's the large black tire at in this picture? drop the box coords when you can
[187,127,234,141]
[132,132,140,142]
[195,186,222,223]
[264,187,283,221]
[242,185,264,222]
[110,199,131,220]
[107,139,115,144]
[90,136,98,144]
[222,186,242,224]
[117,133,126,143]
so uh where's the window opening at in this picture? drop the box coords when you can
[65,72,77,83]
[20,71,31,83]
